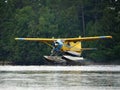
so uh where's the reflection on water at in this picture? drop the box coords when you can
[0,65,120,90]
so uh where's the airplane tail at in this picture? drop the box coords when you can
[69,41,97,53]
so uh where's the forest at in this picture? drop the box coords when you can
[0,0,120,65]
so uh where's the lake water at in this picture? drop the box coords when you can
[0,65,120,90]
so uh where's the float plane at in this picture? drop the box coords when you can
[15,36,112,65]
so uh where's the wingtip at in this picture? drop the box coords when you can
[109,36,112,38]
[100,36,112,39]
[15,38,24,40]
[106,36,112,39]
[15,38,18,40]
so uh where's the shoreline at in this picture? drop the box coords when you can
[0,60,120,65]
[0,61,13,65]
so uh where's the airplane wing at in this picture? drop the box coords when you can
[15,36,112,42]
[64,36,112,42]
[15,38,57,42]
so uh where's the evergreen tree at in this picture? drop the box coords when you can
[0,0,120,64]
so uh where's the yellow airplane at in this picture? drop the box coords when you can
[15,36,112,56]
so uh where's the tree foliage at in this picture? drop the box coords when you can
[0,0,120,65]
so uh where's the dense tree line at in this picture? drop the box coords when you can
[0,0,120,65]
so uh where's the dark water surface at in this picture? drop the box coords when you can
[0,65,120,90]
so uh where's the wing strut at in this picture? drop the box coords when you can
[43,42,53,48]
